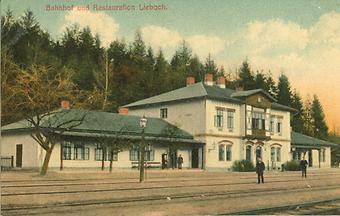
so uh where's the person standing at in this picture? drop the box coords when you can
[300,157,308,178]
[256,157,265,184]
[177,154,183,170]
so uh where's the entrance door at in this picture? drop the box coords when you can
[16,144,23,168]
[192,149,199,168]
[308,150,313,167]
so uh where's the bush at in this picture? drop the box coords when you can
[284,160,301,171]
[232,160,255,172]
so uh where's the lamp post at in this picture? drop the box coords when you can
[139,116,147,183]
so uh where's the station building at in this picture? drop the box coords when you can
[1,74,336,170]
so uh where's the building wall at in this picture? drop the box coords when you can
[128,99,206,136]
[1,132,40,168]
[270,109,291,141]
[1,136,193,169]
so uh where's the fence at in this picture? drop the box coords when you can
[1,156,14,170]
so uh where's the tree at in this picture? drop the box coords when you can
[311,95,328,139]
[291,90,305,133]
[254,71,268,91]
[204,54,219,78]
[303,96,314,136]
[265,72,278,98]
[237,60,255,90]
[8,65,88,175]
[277,74,293,106]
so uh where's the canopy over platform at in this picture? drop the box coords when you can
[291,131,338,150]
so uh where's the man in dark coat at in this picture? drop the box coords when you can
[256,157,265,184]
[300,156,308,178]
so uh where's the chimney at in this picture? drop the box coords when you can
[217,76,226,88]
[186,76,195,86]
[204,73,213,86]
[61,100,70,109]
[118,107,129,115]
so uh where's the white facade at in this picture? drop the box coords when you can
[127,88,331,170]
[1,132,194,169]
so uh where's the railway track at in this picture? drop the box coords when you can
[2,175,338,196]
[2,183,340,215]
[227,197,340,215]
[3,172,340,188]
[2,171,339,184]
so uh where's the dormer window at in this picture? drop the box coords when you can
[160,108,168,119]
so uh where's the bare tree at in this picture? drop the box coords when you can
[8,65,89,175]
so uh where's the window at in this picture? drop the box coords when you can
[256,146,262,159]
[219,145,225,161]
[95,144,104,161]
[160,108,168,119]
[252,112,265,130]
[62,142,72,160]
[270,117,274,133]
[214,109,224,128]
[246,145,252,161]
[227,111,234,129]
[145,144,154,161]
[73,143,89,160]
[130,145,139,161]
[270,146,281,162]
[276,147,281,162]
[226,145,232,161]
[277,118,282,134]
[271,147,275,162]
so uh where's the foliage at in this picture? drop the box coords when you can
[7,65,88,175]
[291,90,306,133]
[231,160,255,172]
[311,95,328,139]
[284,160,301,171]
[277,74,293,106]
[237,60,255,90]
[1,8,332,139]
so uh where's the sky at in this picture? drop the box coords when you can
[2,0,340,133]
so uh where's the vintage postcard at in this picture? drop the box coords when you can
[1,0,340,215]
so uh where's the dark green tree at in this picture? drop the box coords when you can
[291,90,305,133]
[265,72,278,98]
[204,54,219,78]
[277,74,293,106]
[254,71,269,91]
[311,95,328,139]
[237,60,255,90]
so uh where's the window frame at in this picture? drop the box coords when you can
[160,108,168,119]
[214,109,224,128]
[227,111,234,129]
[62,141,72,160]
[218,144,225,161]
[246,145,252,161]
[226,145,232,161]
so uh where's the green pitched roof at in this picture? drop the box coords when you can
[1,109,197,142]
[291,131,337,147]
[231,89,277,102]
[123,82,294,112]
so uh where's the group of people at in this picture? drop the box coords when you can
[162,154,184,170]
[256,157,309,184]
